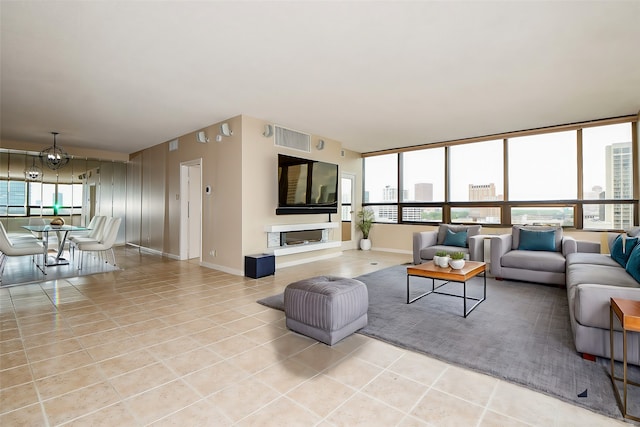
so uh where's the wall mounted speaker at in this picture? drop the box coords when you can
[220,123,233,137]
[263,124,273,138]
[196,131,209,143]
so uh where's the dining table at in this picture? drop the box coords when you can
[21,224,89,266]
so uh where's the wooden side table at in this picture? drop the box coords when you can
[610,297,640,422]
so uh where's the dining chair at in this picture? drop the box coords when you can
[0,222,46,285]
[76,217,121,269]
[69,216,107,260]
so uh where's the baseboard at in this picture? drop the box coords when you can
[199,261,243,276]
[276,251,342,269]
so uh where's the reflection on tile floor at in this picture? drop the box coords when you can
[0,247,628,426]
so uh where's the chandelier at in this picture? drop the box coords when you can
[24,156,42,181]
[40,131,70,170]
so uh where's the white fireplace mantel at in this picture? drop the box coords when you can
[264,222,339,233]
[264,222,340,256]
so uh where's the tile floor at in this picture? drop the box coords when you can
[0,247,629,426]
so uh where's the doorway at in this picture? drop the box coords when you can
[180,160,202,260]
[341,173,356,250]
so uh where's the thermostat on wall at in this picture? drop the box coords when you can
[205,185,212,195]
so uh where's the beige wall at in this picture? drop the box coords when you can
[240,116,347,269]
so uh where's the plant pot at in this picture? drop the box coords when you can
[436,256,450,268]
[449,259,465,269]
[360,238,372,251]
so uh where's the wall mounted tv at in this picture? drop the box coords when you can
[277,154,338,215]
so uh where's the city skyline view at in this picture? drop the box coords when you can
[363,122,634,229]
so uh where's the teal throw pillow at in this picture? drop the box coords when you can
[625,243,640,284]
[518,229,556,251]
[443,229,467,248]
[610,235,639,267]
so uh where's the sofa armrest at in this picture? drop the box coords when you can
[412,231,438,265]
[574,284,640,331]
[562,236,577,256]
[468,235,487,262]
[576,240,601,253]
[489,234,512,277]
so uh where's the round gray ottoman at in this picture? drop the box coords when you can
[284,275,368,346]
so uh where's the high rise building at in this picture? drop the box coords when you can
[414,183,433,202]
[605,142,633,229]
[468,183,502,223]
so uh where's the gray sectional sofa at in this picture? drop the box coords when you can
[489,225,640,364]
[566,233,640,364]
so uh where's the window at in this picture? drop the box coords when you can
[402,206,443,223]
[361,117,637,230]
[364,154,399,222]
[449,139,503,224]
[449,140,503,202]
[402,148,444,202]
[511,206,574,227]
[0,180,27,215]
[341,177,352,221]
[508,131,577,201]
[364,154,397,203]
[582,123,634,230]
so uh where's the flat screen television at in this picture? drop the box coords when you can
[277,154,338,215]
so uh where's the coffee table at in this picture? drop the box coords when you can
[406,261,486,317]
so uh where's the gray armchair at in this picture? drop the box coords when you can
[413,224,484,265]
[490,225,578,286]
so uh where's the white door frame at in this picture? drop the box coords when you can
[180,159,203,261]
[341,172,357,250]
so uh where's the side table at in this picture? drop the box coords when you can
[610,297,640,422]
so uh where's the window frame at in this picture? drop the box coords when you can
[362,116,639,231]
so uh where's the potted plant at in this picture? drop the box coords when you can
[434,250,448,267]
[449,251,466,269]
[356,207,375,250]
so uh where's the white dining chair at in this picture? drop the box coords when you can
[69,216,107,260]
[76,217,121,269]
[0,222,46,285]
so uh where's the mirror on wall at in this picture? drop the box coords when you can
[0,149,127,237]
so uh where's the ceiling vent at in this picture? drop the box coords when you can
[274,126,310,152]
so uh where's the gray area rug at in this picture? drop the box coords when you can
[257,265,640,421]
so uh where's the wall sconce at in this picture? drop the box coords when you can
[196,131,209,143]
[316,139,325,150]
[263,124,273,138]
[220,123,233,137]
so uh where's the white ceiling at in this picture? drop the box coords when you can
[2,1,639,155]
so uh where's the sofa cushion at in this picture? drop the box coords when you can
[437,224,481,246]
[625,243,640,284]
[501,250,566,273]
[610,234,639,267]
[443,229,467,247]
[512,225,562,252]
[518,229,556,252]
[567,263,640,289]
[566,252,619,268]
